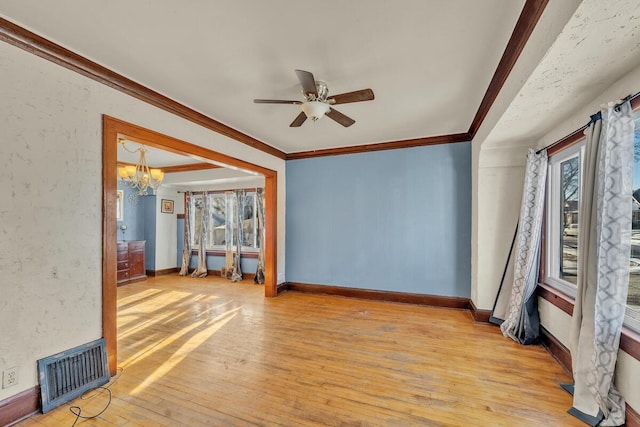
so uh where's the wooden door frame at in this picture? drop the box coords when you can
[102,115,278,375]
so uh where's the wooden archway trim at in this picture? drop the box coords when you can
[102,115,278,375]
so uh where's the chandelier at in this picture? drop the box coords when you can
[117,138,164,195]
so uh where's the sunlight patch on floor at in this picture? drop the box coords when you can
[117,291,221,336]
[119,295,234,364]
[117,287,164,306]
[129,307,241,395]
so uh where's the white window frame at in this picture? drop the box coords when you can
[207,193,228,249]
[626,113,640,331]
[239,192,259,252]
[545,140,584,298]
[627,303,640,332]
[544,129,640,333]
[189,194,205,247]
[190,191,260,252]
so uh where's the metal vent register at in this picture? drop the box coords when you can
[37,338,110,413]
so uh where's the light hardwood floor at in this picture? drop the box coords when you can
[19,275,582,426]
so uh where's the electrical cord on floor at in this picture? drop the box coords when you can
[69,387,111,427]
[68,366,124,427]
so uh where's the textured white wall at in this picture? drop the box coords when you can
[537,66,640,150]
[0,40,285,401]
[537,298,571,345]
[616,352,640,411]
[471,0,582,310]
[471,0,640,412]
[474,150,527,308]
[533,63,640,416]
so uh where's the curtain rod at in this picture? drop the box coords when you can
[177,188,259,194]
[536,91,640,155]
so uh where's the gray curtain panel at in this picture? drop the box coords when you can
[191,191,209,278]
[179,192,192,276]
[568,102,634,427]
[254,188,265,285]
[230,189,245,282]
[493,149,547,344]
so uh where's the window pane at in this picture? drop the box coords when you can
[256,202,262,249]
[243,194,256,247]
[191,196,204,246]
[230,196,238,246]
[188,190,261,251]
[630,117,640,312]
[560,157,579,284]
[209,195,227,246]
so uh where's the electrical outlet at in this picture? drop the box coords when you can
[2,367,18,389]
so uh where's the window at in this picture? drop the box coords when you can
[546,141,584,297]
[628,111,640,329]
[545,109,640,332]
[191,195,205,246]
[190,191,261,251]
[209,194,228,246]
[240,192,259,248]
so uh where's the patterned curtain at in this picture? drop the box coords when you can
[230,189,245,282]
[179,192,192,276]
[492,149,547,344]
[223,191,234,279]
[191,191,209,278]
[254,188,265,284]
[567,102,634,427]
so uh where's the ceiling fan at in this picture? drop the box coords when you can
[254,69,374,128]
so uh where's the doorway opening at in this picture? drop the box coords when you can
[102,115,278,375]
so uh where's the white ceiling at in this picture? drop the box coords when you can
[117,139,199,167]
[162,168,262,190]
[485,0,640,148]
[117,139,258,189]
[0,0,525,154]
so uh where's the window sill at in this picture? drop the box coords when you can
[190,249,259,259]
[537,282,640,361]
[538,282,574,316]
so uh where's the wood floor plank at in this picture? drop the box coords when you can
[18,275,583,426]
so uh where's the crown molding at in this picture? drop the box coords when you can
[0,0,547,160]
[467,0,549,139]
[115,161,220,173]
[0,17,286,160]
[286,0,547,160]
[286,133,471,160]
[159,163,221,173]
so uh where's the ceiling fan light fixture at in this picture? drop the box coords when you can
[254,69,372,127]
[301,101,330,121]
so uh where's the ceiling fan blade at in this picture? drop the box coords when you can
[254,99,302,104]
[328,88,375,105]
[295,69,318,97]
[290,111,307,127]
[325,108,355,127]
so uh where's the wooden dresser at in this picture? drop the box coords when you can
[117,240,147,285]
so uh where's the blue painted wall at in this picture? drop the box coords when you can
[286,142,471,297]
[116,182,145,241]
[117,183,160,270]
[176,218,258,273]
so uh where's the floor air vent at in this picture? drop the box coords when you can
[37,338,110,413]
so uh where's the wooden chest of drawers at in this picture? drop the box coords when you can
[117,240,146,285]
